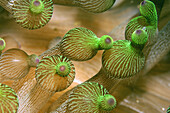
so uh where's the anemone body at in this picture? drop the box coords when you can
[68,82,116,112]
[10,0,53,29]
[0,83,19,113]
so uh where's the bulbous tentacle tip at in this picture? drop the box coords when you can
[0,38,6,51]
[99,94,116,111]
[102,40,145,79]
[35,55,75,92]
[131,28,148,49]
[139,0,157,27]
[11,0,53,30]
[98,35,114,50]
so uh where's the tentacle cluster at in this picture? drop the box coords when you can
[125,0,158,47]
[102,28,148,78]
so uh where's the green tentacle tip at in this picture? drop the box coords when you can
[131,29,148,49]
[68,82,116,112]
[0,83,19,113]
[140,0,157,26]
[0,38,6,51]
[167,106,170,113]
[36,55,75,92]
[56,62,71,77]
[11,0,53,29]
[98,35,114,50]
[30,0,44,14]
[98,94,116,111]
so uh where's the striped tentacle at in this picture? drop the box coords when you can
[0,83,19,113]
[140,0,158,28]
[102,40,145,79]
[75,0,115,13]
[125,16,149,41]
[125,0,158,49]
[60,27,99,61]
[36,55,75,92]
[68,82,116,112]
[10,0,53,29]
[0,48,30,80]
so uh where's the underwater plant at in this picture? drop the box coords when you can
[0,83,19,113]
[0,48,39,82]
[17,55,75,112]
[0,0,53,29]
[53,0,116,13]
